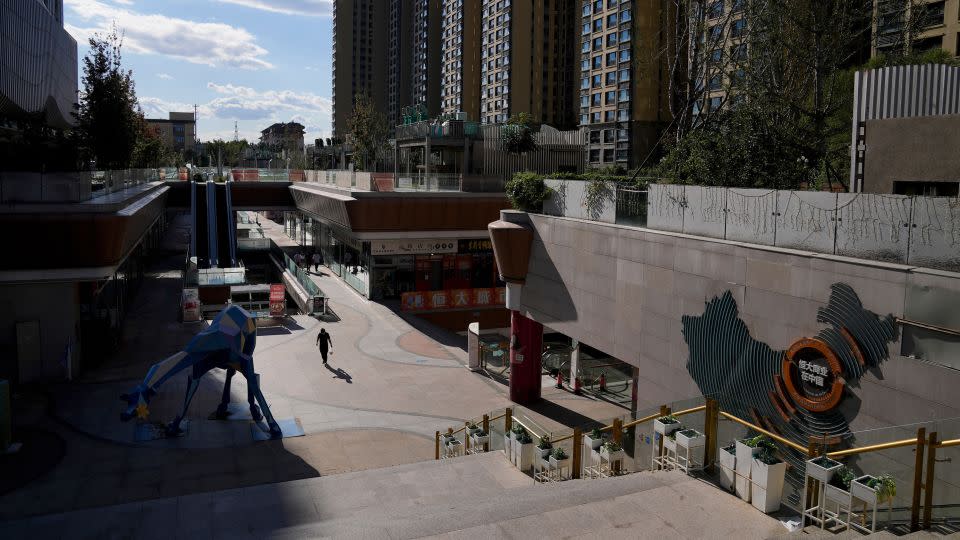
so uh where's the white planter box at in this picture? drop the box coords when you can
[719,446,736,491]
[676,429,705,449]
[444,439,462,457]
[537,446,552,459]
[735,440,762,502]
[466,426,481,437]
[851,476,882,506]
[664,436,677,453]
[750,458,788,513]
[549,455,569,469]
[806,456,843,483]
[600,447,626,462]
[824,483,851,506]
[515,442,535,471]
[654,419,682,436]
[585,434,604,451]
[471,433,489,446]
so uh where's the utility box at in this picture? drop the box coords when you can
[0,379,10,451]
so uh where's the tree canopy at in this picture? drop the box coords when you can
[346,94,388,171]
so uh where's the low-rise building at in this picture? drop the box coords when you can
[145,112,197,155]
[260,122,306,151]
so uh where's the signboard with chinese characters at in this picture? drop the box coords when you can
[401,287,507,312]
[269,284,286,317]
[781,337,845,413]
[457,239,493,254]
[371,239,457,256]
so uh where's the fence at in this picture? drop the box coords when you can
[646,185,960,272]
[395,173,463,192]
[0,169,164,203]
[303,169,372,190]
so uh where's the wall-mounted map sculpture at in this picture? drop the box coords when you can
[682,283,898,504]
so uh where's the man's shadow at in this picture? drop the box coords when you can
[324,363,352,383]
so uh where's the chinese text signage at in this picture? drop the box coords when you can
[401,287,506,312]
[371,239,457,256]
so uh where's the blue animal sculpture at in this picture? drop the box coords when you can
[120,305,282,439]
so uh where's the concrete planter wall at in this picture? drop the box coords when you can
[543,178,616,223]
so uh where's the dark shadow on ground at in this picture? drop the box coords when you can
[0,426,65,496]
[378,300,468,352]
[324,363,352,383]
[257,325,293,336]
[525,396,606,431]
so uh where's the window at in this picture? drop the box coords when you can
[580,95,590,107]
[708,96,722,111]
[617,109,630,121]
[606,32,618,46]
[619,29,631,42]
[731,43,747,61]
[593,18,603,32]
[617,89,630,102]
[592,93,602,106]
[619,49,630,62]
[607,13,618,27]
[708,24,723,42]
[620,9,631,23]
[581,77,589,89]
[582,22,590,35]
[604,110,615,122]
[593,56,603,69]
[593,37,603,50]
[605,90,616,104]
[617,128,629,141]
[618,68,630,81]
[589,149,601,162]
[731,19,746,38]
[580,113,589,124]
[708,0,723,19]
[709,48,722,64]
[592,74,602,87]
[603,149,614,162]
[582,4,591,17]
[591,111,601,123]
[581,59,590,71]
[589,130,602,143]
[603,129,615,143]
[708,74,722,90]
[607,52,618,66]
[922,1,945,27]
[605,71,617,85]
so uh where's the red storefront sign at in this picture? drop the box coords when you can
[401,287,506,312]
[269,284,286,317]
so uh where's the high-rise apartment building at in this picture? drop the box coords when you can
[874,0,960,58]
[388,0,413,129]
[478,0,578,128]
[411,0,443,115]
[332,0,390,137]
[440,0,483,120]
[579,0,674,169]
[690,0,750,118]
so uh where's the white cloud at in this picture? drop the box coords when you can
[215,0,331,17]
[157,73,173,80]
[64,0,273,70]
[139,83,331,141]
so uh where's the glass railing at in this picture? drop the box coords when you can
[341,268,369,296]
[395,174,462,192]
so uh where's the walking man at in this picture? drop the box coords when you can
[316,327,333,365]
[311,251,321,272]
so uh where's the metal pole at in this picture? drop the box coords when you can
[923,432,938,529]
[910,427,927,531]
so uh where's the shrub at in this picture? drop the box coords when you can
[505,171,550,212]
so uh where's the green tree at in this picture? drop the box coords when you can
[131,123,168,167]
[346,94,388,171]
[501,113,540,155]
[73,25,143,169]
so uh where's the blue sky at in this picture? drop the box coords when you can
[64,0,333,143]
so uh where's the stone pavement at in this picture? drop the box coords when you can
[1,213,631,523]
[0,452,787,539]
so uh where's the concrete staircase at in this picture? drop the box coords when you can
[4,450,954,539]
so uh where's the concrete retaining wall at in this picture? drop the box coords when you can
[516,212,960,430]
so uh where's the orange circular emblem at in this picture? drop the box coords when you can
[781,337,846,413]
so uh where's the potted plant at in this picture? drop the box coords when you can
[445,435,463,457]
[676,428,705,448]
[537,435,553,459]
[806,455,843,483]
[664,431,678,454]
[600,440,625,462]
[505,423,524,457]
[549,446,569,469]
[735,435,766,502]
[471,428,489,447]
[851,474,896,507]
[750,439,788,513]
[824,464,855,507]
[719,444,737,491]
[514,431,535,471]
[466,422,481,437]
[653,414,682,436]
[585,427,605,451]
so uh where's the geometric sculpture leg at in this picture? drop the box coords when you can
[166,370,202,437]
[245,370,281,438]
[214,368,236,419]
[246,373,262,422]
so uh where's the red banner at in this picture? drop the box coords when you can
[269,284,286,317]
[401,287,506,312]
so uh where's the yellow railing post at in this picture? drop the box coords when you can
[482,414,490,453]
[505,407,512,435]
[572,427,582,479]
[923,432,938,529]
[704,398,719,472]
[910,427,927,532]
[435,430,440,460]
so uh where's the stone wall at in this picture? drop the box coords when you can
[516,212,960,430]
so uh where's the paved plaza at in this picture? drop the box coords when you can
[0,214,630,521]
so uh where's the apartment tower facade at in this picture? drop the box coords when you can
[874,0,960,58]
[440,0,483,120]
[477,0,578,128]
[579,0,673,168]
[332,0,390,137]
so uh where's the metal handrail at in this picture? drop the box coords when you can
[552,433,575,443]
[512,417,546,440]
[489,412,506,422]
[623,411,663,429]
[673,405,707,418]
[719,411,809,453]
[934,438,960,449]
[826,438,918,459]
